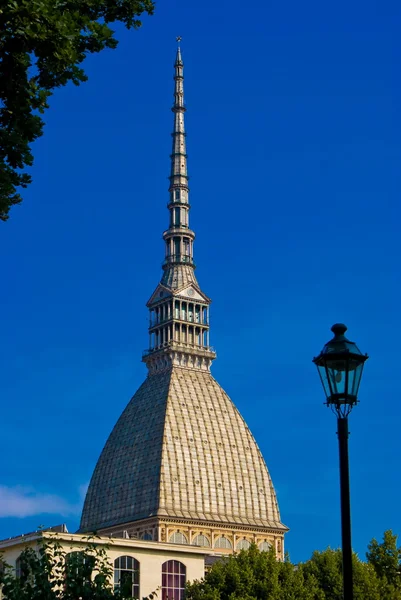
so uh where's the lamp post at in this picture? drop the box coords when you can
[313,324,368,600]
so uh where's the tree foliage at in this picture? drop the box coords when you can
[367,530,401,599]
[302,547,380,600]
[186,545,321,600]
[187,533,401,600]
[0,0,154,221]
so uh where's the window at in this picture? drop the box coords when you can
[259,541,272,552]
[65,552,95,595]
[183,238,190,256]
[175,189,180,200]
[214,536,232,550]
[65,551,95,576]
[169,532,188,545]
[15,555,31,583]
[141,532,153,541]
[162,560,186,600]
[174,207,180,225]
[192,534,210,547]
[15,557,22,579]
[181,302,187,321]
[114,556,140,599]
[236,539,251,551]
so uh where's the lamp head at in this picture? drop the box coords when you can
[313,324,368,417]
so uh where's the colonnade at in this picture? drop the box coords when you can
[150,301,209,327]
[164,236,194,261]
[149,300,210,351]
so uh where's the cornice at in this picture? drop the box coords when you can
[158,516,288,535]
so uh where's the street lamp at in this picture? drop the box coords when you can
[313,323,368,600]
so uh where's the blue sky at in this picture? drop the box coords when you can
[1,0,400,563]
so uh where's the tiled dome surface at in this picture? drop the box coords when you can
[80,368,283,532]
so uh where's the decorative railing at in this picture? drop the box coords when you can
[142,340,216,358]
[149,316,209,328]
[163,254,194,266]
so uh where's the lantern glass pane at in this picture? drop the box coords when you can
[349,361,364,397]
[316,364,331,399]
[327,366,346,396]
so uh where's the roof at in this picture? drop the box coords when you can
[0,530,209,556]
[80,367,286,533]
[0,524,68,544]
[161,264,200,290]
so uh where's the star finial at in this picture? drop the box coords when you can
[176,36,182,44]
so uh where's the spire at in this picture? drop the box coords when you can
[162,39,195,273]
[142,43,216,373]
[175,36,183,67]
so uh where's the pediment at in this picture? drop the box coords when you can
[175,285,210,303]
[147,284,172,307]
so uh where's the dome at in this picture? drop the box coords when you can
[79,45,287,551]
[80,367,284,533]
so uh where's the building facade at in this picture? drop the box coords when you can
[0,529,207,600]
[80,44,288,558]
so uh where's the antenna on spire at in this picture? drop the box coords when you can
[175,37,183,66]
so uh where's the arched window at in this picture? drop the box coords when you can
[15,557,21,578]
[214,536,232,550]
[259,541,271,552]
[114,556,140,599]
[169,532,188,545]
[192,534,211,547]
[140,532,153,541]
[15,555,31,583]
[162,560,186,600]
[236,539,251,551]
